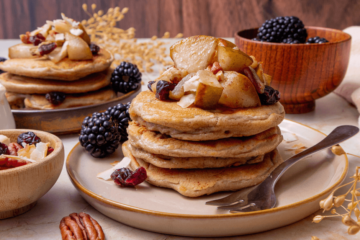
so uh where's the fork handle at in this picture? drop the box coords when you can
[267,125,359,189]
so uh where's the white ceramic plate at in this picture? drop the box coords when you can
[66,119,348,237]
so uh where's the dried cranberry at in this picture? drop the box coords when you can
[17,132,41,146]
[259,85,280,105]
[45,92,66,105]
[111,167,147,187]
[39,42,57,56]
[148,81,155,92]
[29,33,45,46]
[48,147,54,155]
[155,80,176,100]
[0,143,9,155]
[89,43,100,55]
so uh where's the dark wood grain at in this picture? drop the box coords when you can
[235,27,351,114]
[0,0,359,39]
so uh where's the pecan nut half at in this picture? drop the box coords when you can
[60,212,105,240]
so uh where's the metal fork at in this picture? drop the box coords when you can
[206,125,359,213]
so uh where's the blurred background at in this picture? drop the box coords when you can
[0,0,359,39]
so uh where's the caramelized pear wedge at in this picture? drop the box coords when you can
[67,36,93,60]
[217,45,253,72]
[8,44,37,59]
[243,66,265,94]
[170,35,219,73]
[169,73,196,100]
[255,63,266,84]
[152,67,188,93]
[219,71,261,108]
[78,23,91,45]
[53,20,72,34]
[48,42,68,63]
[194,70,223,109]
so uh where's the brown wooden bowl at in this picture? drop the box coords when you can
[235,27,351,114]
[0,129,64,219]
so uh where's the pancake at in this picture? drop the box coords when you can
[124,143,283,197]
[0,69,112,94]
[127,122,282,158]
[127,142,264,169]
[5,92,25,109]
[130,91,285,141]
[24,88,116,110]
[0,48,113,81]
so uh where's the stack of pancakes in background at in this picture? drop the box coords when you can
[123,91,285,197]
[0,48,114,110]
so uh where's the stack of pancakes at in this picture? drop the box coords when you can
[0,49,114,110]
[123,91,285,197]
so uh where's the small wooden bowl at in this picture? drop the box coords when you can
[235,27,351,114]
[0,129,64,219]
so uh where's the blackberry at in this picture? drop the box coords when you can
[45,92,66,105]
[256,16,307,43]
[306,36,329,44]
[0,57,7,74]
[259,86,280,105]
[104,102,131,142]
[111,62,141,94]
[89,43,100,55]
[282,38,300,44]
[0,143,9,155]
[155,80,176,100]
[79,113,120,158]
[17,132,41,146]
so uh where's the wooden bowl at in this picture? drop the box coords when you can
[0,129,64,219]
[235,27,351,114]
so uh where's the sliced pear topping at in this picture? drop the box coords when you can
[169,73,196,100]
[48,42,68,63]
[194,70,223,109]
[217,45,253,72]
[67,37,92,60]
[170,35,219,73]
[219,71,261,108]
[9,44,37,59]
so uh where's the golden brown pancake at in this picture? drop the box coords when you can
[124,143,283,197]
[127,142,264,169]
[127,122,282,158]
[130,91,285,141]
[0,48,113,81]
[5,92,25,109]
[0,69,112,94]
[24,88,116,110]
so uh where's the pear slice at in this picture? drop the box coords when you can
[67,37,93,60]
[170,35,219,73]
[78,23,91,45]
[53,19,72,34]
[48,42,68,63]
[194,70,223,109]
[8,44,37,59]
[218,71,261,109]
[217,45,253,72]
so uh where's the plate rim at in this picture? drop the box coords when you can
[66,119,349,219]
